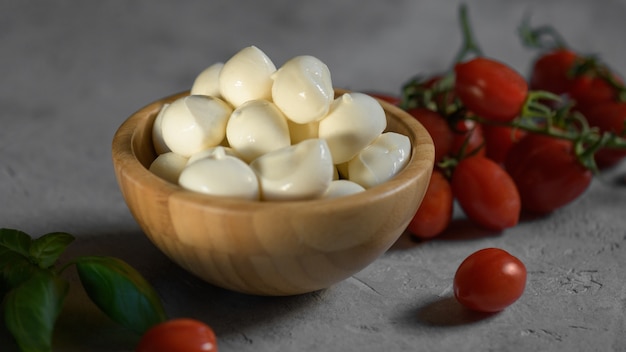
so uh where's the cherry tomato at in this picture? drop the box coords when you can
[504,134,592,214]
[584,102,626,168]
[450,119,486,158]
[482,125,526,164]
[367,92,401,105]
[406,108,454,162]
[568,75,618,114]
[529,49,578,94]
[454,57,528,122]
[136,318,217,352]
[451,156,520,231]
[407,170,453,239]
[454,248,527,313]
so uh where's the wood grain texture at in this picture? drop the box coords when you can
[111,90,434,296]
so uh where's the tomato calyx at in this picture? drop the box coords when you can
[518,13,568,52]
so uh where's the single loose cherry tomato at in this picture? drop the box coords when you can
[529,49,578,94]
[454,248,527,313]
[454,57,528,122]
[451,156,520,231]
[584,101,626,168]
[407,108,454,162]
[407,170,453,239]
[136,318,217,352]
[482,125,526,164]
[450,119,486,158]
[504,134,592,214]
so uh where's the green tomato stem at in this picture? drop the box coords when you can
[452,4,483,64]
[517,13,568,50]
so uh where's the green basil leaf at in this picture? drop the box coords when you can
[1,250,38,291]
[3,269,69,352]
[75,256,167,334]
[29,232,75,269]
[0,228,32,258]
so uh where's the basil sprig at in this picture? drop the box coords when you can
[0,228,167,352]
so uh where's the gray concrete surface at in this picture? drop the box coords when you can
[1,1,626,351]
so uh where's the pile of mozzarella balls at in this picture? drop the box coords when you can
[150,46,411,201]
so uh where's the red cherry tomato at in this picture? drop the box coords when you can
[529,49,578,94]
[451,156,520,231]
[584,102,626,168]
[504,134,593,214]
[454,248,527,313]
[482,125,526,164]
[407,170,453,239]
[136,319,217,352]
[450,119,486,158]
[454,57,529,122]
[568,75,618,114]
[406,108,454,162]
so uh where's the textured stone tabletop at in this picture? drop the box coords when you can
[1,1,626,351]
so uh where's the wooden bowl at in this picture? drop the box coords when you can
[111,90,434,296]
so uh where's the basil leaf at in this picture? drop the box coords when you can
[0,228,32,258]
[1,251,38,291]
[75,256,167,334]
[3,269,69,352]
[29,232,75,269]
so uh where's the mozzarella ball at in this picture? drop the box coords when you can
[318,92,387,164]
[190,62,224,97]
[152,103,171,155]
[179,148,259,200]
[149,152,188,184]
[320,180,365,199]
[250,139,333,201]
[271,55,334,124]
[348,132,411,188]
[219,46,276,107]
[226,100,291,163]
[161,95,232,157]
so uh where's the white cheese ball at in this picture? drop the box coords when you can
[152,103,171,155]
[178,147,259,200]
[190,62,224,97]
[271,55,334,124]
[318,92,387,164]
[348,132,411,188]
[161,95,232,157]
[149,152,188,184]
[226,100,291,163]
[250,139,333,201]
[320,180,365,199]
[219,46,276,107]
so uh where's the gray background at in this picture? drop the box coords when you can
[2,1,626,351]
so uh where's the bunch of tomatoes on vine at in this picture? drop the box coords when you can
[373,5,626,240]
